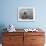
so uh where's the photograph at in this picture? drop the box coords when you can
[18,7,35,21]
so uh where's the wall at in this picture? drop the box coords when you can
[0,0,46,44]
[0,0,46,30]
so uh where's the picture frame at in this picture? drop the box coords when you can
[18,7,35,21]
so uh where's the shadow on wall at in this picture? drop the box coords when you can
[0,24,7,43]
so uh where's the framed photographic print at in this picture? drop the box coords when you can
[18,7,35,21]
